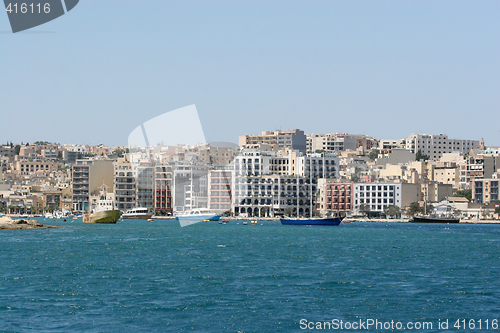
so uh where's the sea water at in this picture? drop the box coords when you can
[1,219,499,332]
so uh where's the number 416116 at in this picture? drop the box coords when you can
[6,3,51,14]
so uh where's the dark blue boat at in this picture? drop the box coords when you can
[280,217,344,226]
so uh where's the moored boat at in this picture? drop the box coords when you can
[410,216,460,223]
[280,217,344,226]
[121,207,153,220]
[176,208,220,227]
[83,185,121,224]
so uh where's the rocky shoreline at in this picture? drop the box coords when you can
[0,216,59,230]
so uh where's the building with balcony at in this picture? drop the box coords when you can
[405,134,479,161]
[173,164,209,213]
[472,179,499,204]
[135,161,155,210]
[239,129,306,153]
[72,159,114,211]
[155,164,173,214]
[113,158,136,211]
[208,166,233,214]
[318,180,353,216]
[307,133,378,154]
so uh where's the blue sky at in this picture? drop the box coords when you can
[1,1,499,146]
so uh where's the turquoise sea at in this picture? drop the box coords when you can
[1,219,500,332]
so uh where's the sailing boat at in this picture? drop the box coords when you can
[410,198,460,223]
[280,154,343,226]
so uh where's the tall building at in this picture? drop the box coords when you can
[173,164,209,213]
[231,150,336,217]
[239,129,306,153]
[208,166,233,213]
[154,163,173,214]
[135,161,155,209]
[405,134,479,160]
[113,158,136,211]
[72,159,114,211]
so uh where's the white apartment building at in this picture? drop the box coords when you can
[232,150,317,217]
[405,134,479,160]
[353,182,414,215]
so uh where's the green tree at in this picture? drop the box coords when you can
[368,150,380,161]
[407,202,423,216]
[384,205,401,217]
[495,206,500,216]
[359,204,371,217]
[14,144,21,155]
[453,189,472,202]
[415,150,430,161]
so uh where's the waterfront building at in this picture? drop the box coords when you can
[135,161,155,210]
[154,163,173,214]
[318,180,353,216]
[43,190,62,210]
[72,159,114,211]
[239,129,306,153]
[113,158,136,211]
[405,134,479,160]
[353,182,420,215]
[232,150,321,217]
[208,166,233,214]
[173,163,209,213]
[232,173,315,217]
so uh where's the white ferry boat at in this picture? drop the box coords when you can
[175,208,220,227]
[121,207,153,220]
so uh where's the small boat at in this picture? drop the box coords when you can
[121,207,153,220]
[410,216,460,223]
[176,208,220,227]
[83,185,121,224]
[280,217,344,226]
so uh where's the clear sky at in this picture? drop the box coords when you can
[1,1,499,147]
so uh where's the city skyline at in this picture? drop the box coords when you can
[2,1,499,146]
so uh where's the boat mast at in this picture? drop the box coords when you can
[322,154,325,218]
[309,154,312,218]
[296,156,299,218]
